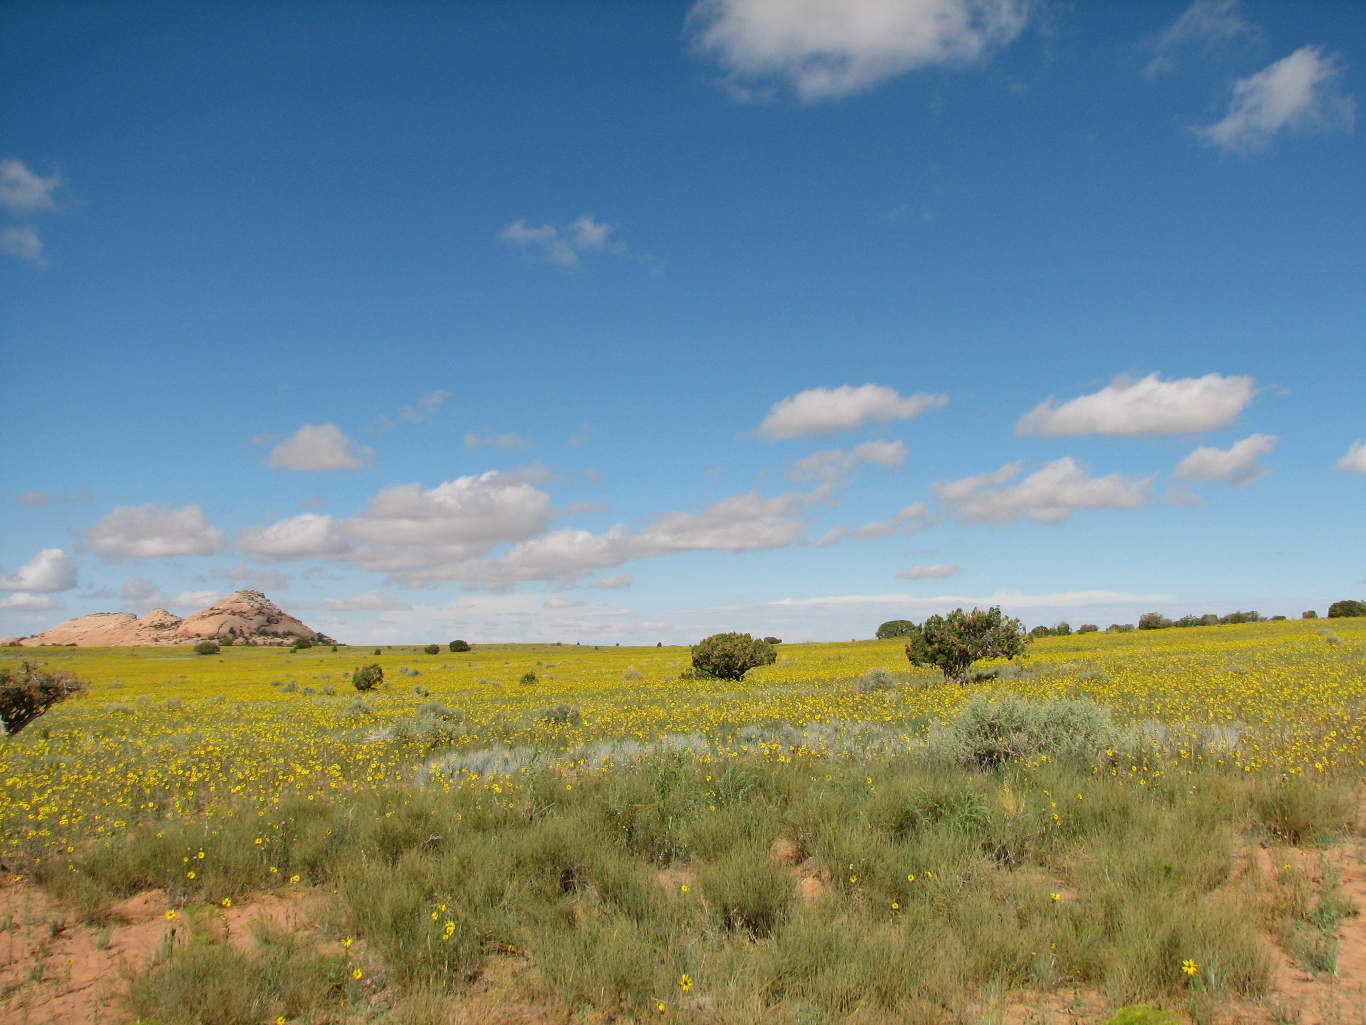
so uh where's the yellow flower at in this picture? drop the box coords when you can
[276,1018,287,1025]
[352,968,364,980]
[342,936,353,948]
[164,910,176,920]
[1049,892,1061,902]
[679,974,692,992]
[289,874,301,883]
[655,1000,666,1013]
[1181,959,1199,977]
[890,901,900,910]
[679,884,690,894]
[186,870,196,880]
[221,897,233,908]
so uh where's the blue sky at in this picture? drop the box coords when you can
[3,0,1363,644]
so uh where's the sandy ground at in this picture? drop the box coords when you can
[2,828,1362,1025]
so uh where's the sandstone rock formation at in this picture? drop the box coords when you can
[3,590,336,647]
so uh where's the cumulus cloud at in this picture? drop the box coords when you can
[86,504,228,560]
[465,431,530,451]
[631,491,811,555]
[0,592,61,611]
[1,226,44,265]
[1174,432,1277,486]
[759,384,947,440]
[771,589,1168,608]
[1146,0,1257,77]
[1198,46,1355,154]
[268,424,373,471]
[689,0,1031,102]
[0,159,60,212]
[544,597,587,609]
[0,548,79,592]
[347,471,557,581]
[120,578,163,603]
[16,487,91,507]
[897,563,961,579]
[207,565,291,591]
[237,514,351,563]
[1337,441,1366,474]
[855,502,931,539]
[1016,373,1255,437]
[171,590,222,610]
[499,215,625,268]
[789,440,907,482]
[399,389,451,424]
[934,458,1153,524]
[296,591,412,613]
[592,574,633,590]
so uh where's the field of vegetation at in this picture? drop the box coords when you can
[2,617,1364,1025]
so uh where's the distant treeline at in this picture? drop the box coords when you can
[877,599,1364,642]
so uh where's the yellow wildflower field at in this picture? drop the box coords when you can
[3,617,1363,866]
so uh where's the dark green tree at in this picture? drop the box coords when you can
[352,664,383,692]
[691,633,776,681]
[1,662,86,736]
[875,619,916,639]
[449,639,471,652]
[903,607,1029,684]
[1327,599,1366,618]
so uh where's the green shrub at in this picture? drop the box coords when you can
[875,619,916,639]
[857,668,897,693]
[1138,612,1172,630]
[537,704,582,724]
[0,662,86,736]
[1327,599,1366,618]
[291,637,313,650]
[929,694,1119,770]
[903,606,1029,683]
[698,845,793,937]
[352,664,383,692]
[1077,623,1099,633]
[763,636,782,645]
[519,670,538,686]
[690,632,776,680]
[449,639,471,652]
[1301,610,1318,619]
[423,643,440,655]
[194,640,220,655]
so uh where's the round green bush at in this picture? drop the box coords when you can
[1327,599,1366,618]
[352,664,383,692]
[690,633,776,681]
[193,640,220,656]
[423,643,440,655]
[449,639,471,652]
[904,606,1029,684]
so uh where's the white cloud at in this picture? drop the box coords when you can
[689,0,1031,102]
[237,514,351,563]
[1,226,45,265]
[1016,373,1255,437]
[399,389,451,424]
[171,590,222,610]
[0,548,78,592]
[465,431,530,450]
[16,487,91,507]
[897,563,961,579]
[544,597,587,609]
[935,458,1153,524]
[1337,440,1366,474]
[499,214,625,268]
[1198,46,1355,154]
[120,578,163,603]
[268,424,373,471]
[0,592,61,611]
[630,491,810,555]
[1174,432,1277,486]
[855,502,931,539]
[1146,0,1257,77]
[347,471,557,581]
[207,565,291,591]
[86,504,228,559]
[771,588,1169,608]
[0,159,60,212]
[297,591,412,613]
[759,384,948,440]
[789,440,907,482]
[592,574,633,590]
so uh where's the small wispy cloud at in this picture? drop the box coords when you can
[399,389,451,424]
[1,226,45,266]
[0,159,61,212]
[465,431,530,451]
[1197,46,1355,154]
[499,214,628,269]
[1146,0,1258,77]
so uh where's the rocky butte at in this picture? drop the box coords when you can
[1,590,337,647]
